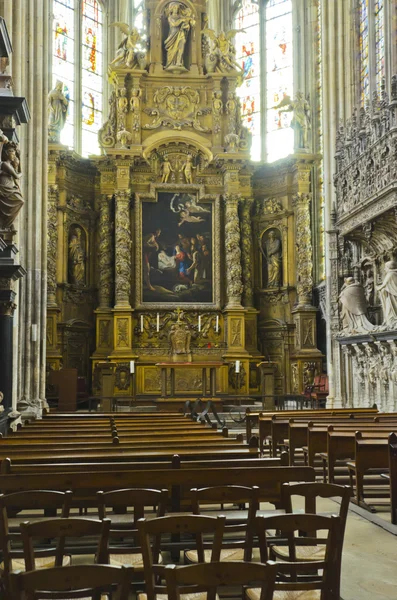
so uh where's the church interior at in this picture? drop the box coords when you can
[0,0,396,598]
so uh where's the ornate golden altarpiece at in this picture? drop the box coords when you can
[46,0,322,401]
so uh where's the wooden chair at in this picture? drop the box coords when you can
[10,564,133,600]
[97,487,168,570]
[20,517,111,572]
[0,490,73,595]
[164,561,276,600]
[138,514,226,600]
[247,513,342,600]
[186,484,259,563]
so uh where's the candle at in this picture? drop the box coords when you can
[130,360,135,374]
[156,313,160,332]
[215,315,219,333]
[235,360,240,374]
[140,315,144,333]
[198,315,201,332]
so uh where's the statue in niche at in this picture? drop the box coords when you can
[110,23,141,69]
[48,81,69,143]
[339,277,376,334]
[0,135,24,229]
[261,229,282,288]
[181,155,196,184]
[274,91,311,149]
[169,309,192,362]
[130,88,141,131]
[68,226,86,286]
[363,268,375,306]
[164,2,196,72]
[378,260,397,328]
[161,155,174,183]
[117,88,128,130]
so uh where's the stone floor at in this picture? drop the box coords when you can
[315,497,397,600]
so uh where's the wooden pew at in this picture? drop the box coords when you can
[258,408,379,454]
[387,433,397,525]
[346,433,391,511]
[0,464,315,511]
[0,454,288,474]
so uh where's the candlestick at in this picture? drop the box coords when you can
[235,360,240,374]
[140,315,144,333]
[215,315,219,333]
[198,315,201,332]
[156,313,160,333]
[130,360,135,374]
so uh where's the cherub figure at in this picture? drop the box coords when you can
[110,23,141,69]
[178,210,205,227]
[201,28,245,75]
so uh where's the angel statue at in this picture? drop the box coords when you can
[201,28,245,77]
[274,91,311,150]
[110,23,141,69]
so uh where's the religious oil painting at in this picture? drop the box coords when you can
[142,192,213,304]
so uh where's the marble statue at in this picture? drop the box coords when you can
[169,310,192,362]
[0,135,24,229]
[110,23,141,69]
[263,230,282,288]
[164,2,195,71]
[48,81,69,143]
[68,227,86,286]
[201,28,244,76]
[378,261,397,328]
[339,277,376,334]
[275,91,311,149]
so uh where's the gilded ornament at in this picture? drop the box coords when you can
[98,91,117,149]
[201,29,245,78]
[224,195,243,306]
[240,198,254,307]
[117,318,129,347]
[115,192,132,304]
[98,196,113,308]
[143,86,211,133]
[181,154,196,184]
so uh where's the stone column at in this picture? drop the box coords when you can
[98,195,114,309]
[114,190,132,308]
[292,192,313,308]
[224,195,243,309]
[239,198,254,308]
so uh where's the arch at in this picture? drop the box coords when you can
[142,131,213,163]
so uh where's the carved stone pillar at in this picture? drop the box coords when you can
[240,198,254,308]
[47,185,58,307]
[292,192,313,308]
[114,190,132,308]
[98,195,114,309]
[224,194,243,309]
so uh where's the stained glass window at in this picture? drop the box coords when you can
[235,1,261,161]
[81,0,103,156]
[266,0,293,162]
[52,0,75,148]
[375,0,385,95]
[52,0,104,156]
[359,0,369,106]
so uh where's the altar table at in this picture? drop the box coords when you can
[156,362,224,398]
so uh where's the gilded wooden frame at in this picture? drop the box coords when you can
[135,183,221,310]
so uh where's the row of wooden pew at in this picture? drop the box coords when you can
[248,407,397,522]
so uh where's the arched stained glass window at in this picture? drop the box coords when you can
[234,0,294,163]
[359,0,369,106]
[266,0,293,162]
[235,1,261,161]
[52,0,104,156]
[374,0,385,94]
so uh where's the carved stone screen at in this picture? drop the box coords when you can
[142,191,213,304]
